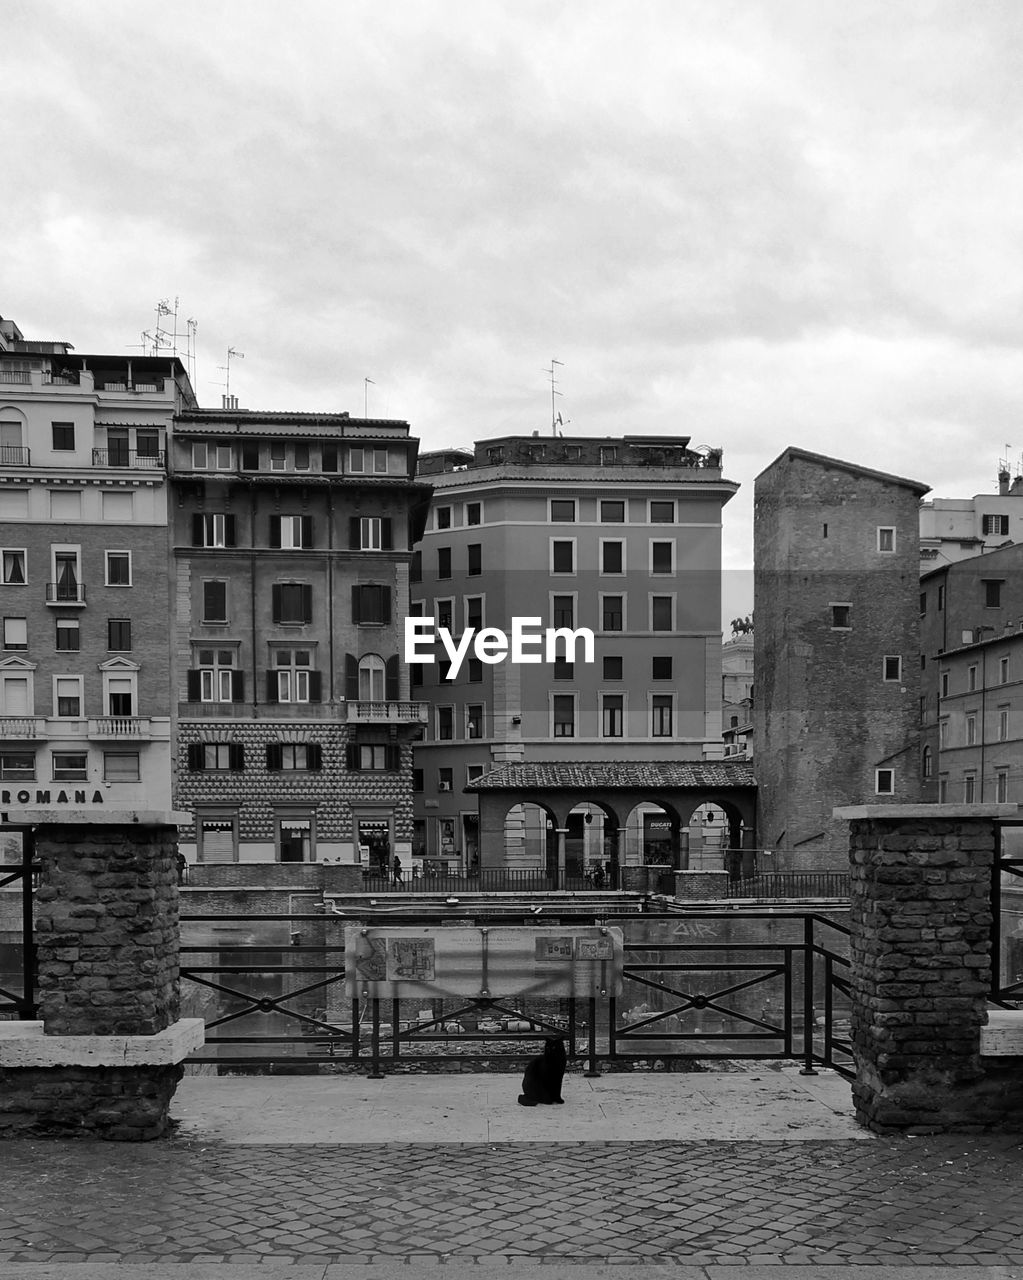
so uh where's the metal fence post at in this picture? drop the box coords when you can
[800,915,818,1075]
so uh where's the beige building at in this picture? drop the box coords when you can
[412,434,738,875]
[919,464,1023,571]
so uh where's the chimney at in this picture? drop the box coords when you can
[998,468,1010,495]
[222,394,239,411]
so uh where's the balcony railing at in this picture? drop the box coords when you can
[89,717,151,739]
[91,448,165,469]
[0,370,30,385]
[346,700,429,723]
[45,582,86,606]
[0,717,43,739]
[0,445,30,466]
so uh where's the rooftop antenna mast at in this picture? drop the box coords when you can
[217,347,244,404]
[545,358,564,436]
[364,377,375,418]
[185,318,198,390]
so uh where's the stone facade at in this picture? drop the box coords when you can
[840,805,1023,1133]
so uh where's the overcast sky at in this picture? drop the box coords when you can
[5,1,1022,622]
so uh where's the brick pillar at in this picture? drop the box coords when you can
[0,812,204,1141]
[837,804,1023,1134]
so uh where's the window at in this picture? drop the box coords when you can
[600,500,625,522]
[822,523,829,538]
[349,446,388,474]
[465,596,484,630]
[55,676,82,718]
[278,816,315,863]
[50,491,82,521]
[966,714,977,746]
[466,705,484,738]
[919,591,927,614]
[347,744,400,771]
[105,551,131,586]
[1000,656,1010,684]
[601,694,624,738]
[964,774,976,803]
[52,751,88,781]
[435,598,454,631]
[0,673,31,715]
[938,776,948,802]
[191,442,208,468]
[487,446,504,464]
[877,527,896,553]
[467,544,481,576]
[106,429,130,467]
[437,706,454,740]
[190,649,241,703]
[136,429,159,459]
[358,654,386,700]
[599,446,617,466]
[940,671,949,698]
[193,513,236,548]
[968,665,977,691]
[938,584,945,611]
[600,540,624,574]
[650,500,674,523]
[466,502,481,526]
[270,650,318,703]
[203,581,228,623]
[52,422,75,450]
[603,655,623,680]
[188,743,244,771]
[197,814,239,862]
[551,499,575,522]
[293,444,310,471]
[939,718,949,748]
[106,675,134,717]
[922,746,933,779]
[270,442,286,471]
[467,658,483,683]
[882,655,902,682]
[439,767,454,792]
[652,655,672,680]
[321,445,338,473]
[552,595,574,628]
[982,514,1010,536]
[997,771,1009,803]
[651,596,674,631]
[107,619,131,651]
[266,743,323,771]
[273,583,313,624]
[104,752,140,782]
[552,694,575,738]
[437,547,452,579]
[651,695,673,737]
[553,657,574,680]
[3,617,26,650]
[0,751,34,781]
[2,550,26,584]
[412,768,424,792]
[551,540,575,574]
[411,551,422,583]
[467,764,485,783]
[984,579,1003,608]
[51,550,81,603]
[998,707,1009,742]
[831,603,851,629]
[650,541,674,574]
[352,584,390,625]
[349,516,391,551]
[271,515,313,549]
[875,768,895,795]
[601,595,624,632]
[436,506,452,529]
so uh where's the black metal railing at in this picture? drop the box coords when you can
[178,907,854,1078]
[91,448,165,469]
[992,820,1023,1008]
[44,581,86,605]
[359,869,606,893]
[726,872,850,899]
[0,827,37,1020]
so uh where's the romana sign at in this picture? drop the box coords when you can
[1,789,104,806]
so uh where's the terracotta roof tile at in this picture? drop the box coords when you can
[465,760,756,791]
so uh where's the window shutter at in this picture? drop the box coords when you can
[350,584,361,625]
[266,744,282,771]
[385,744,401,771]
[381,518,393,550]
[265,670,278,703]
[385,655,400,700]
[345,653,359,700]
[230,670,245,701]
[308,671,322,702]
[309,743,323,771]
[272,584,282,622]
[269,515,281,548]
[191,514,205,546]
[186,670,201,702]
[301,516,313,548]
[224,514,237,547]
[301,584,312,622]
[187,743,203,770]
[381,588,392,625]
[228,743,245,770]
[346,744,360,770]
[349,517,361,550]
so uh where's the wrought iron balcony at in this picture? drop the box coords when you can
[346,700,429,723]
[0,717,43,739]
[91,448,165,469]
[0,445,30,466]
[45,582,86,606]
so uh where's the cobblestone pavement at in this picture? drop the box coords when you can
[0,1136,1022,1266]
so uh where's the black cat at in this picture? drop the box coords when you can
[517,1035,567,1106]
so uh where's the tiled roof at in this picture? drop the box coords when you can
[465,760,756,791]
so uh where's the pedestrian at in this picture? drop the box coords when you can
[176,852,188,886]
[392,854,403,886]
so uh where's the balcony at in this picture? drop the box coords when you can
[0,717,43,739]
[346,701,429,724]
[45,583,86,607]
[92,448,165,470]
[89,717,155,740]
[0,370,30,385]
[0,445,30,466]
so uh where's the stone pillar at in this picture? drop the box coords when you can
[554,828,569,890]
[0,811,203,1141]
[836,803,1023,1134]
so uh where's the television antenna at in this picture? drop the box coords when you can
[217,347,245,400]
[544,358,564,436]
[364,377,375,418]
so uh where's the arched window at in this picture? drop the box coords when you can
[359,654,385,701]
[922,745,933,779]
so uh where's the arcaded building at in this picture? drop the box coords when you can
[170,406,431,866]
[754,448,929,864]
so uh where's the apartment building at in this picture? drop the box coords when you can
[919,465,1023,571]
[412,434,738,872]
[0,313,192,814]
[170,406,431,866]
